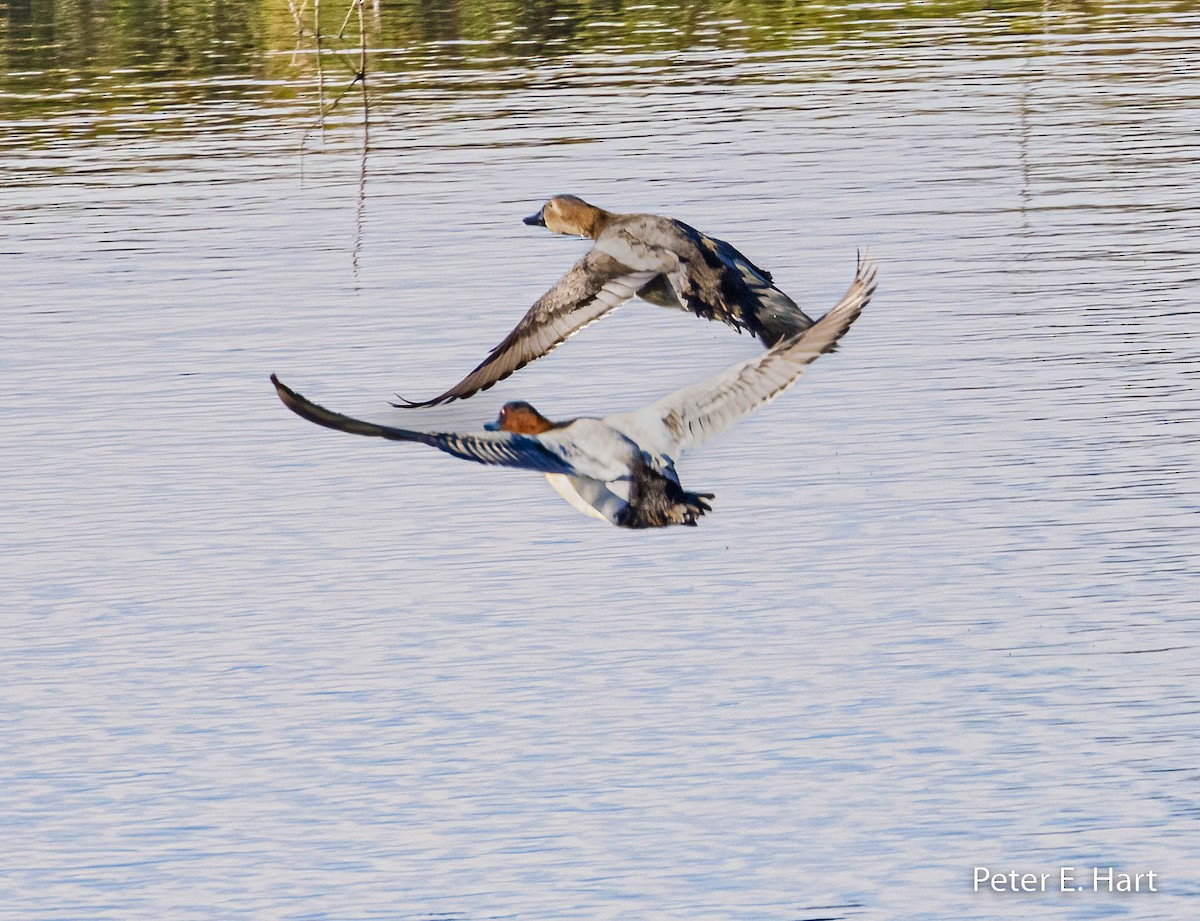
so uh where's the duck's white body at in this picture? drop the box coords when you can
[272,256,876,529]
[397,195,817,408]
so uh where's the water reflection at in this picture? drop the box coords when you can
[3,2,1199,920]
[7,0,1200,110]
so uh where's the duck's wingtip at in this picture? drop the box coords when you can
[851,248,879,296]
[856,247,877,276]
[390,393,446,409]
[270,374,314,421]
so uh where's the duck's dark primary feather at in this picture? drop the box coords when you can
[272,375,576,474]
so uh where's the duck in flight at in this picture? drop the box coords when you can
[272,256,875,529]
[395,195,817,408]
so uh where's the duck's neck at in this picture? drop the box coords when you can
[582,205,614,239]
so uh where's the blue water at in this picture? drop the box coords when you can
[3,4,1198,918]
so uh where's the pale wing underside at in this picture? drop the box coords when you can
[608,255,878,457]
[272,375,576,474]
[397,251,659,407]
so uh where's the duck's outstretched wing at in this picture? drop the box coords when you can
[607,254,877,458]
[394,251,659,408]
[672,222,817,346]
[272,375,575,474]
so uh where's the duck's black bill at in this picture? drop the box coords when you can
[522,208,546,227]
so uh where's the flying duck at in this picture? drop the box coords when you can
[272,256,876,529]
[395,195,817,408]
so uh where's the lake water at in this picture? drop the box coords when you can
[2,1,1198,918]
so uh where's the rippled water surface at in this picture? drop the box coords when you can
[3,2,1199,918]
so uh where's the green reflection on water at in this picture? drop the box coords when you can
[1,0,1197,118]
[3,0,1190,73]
[2,0,265,72]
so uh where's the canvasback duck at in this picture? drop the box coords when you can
[395,194,817,408]
[271,256,876,529]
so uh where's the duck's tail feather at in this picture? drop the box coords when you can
[755,286,818,346]
[615,459,715,529]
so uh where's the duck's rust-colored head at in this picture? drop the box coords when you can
[523,195,611,239]
[484,401,555,435]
